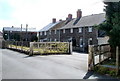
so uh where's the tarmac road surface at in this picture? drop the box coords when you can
[1,49,117,79]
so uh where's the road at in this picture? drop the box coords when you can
[1,49,116,79]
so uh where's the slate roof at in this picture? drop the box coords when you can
[3,27,37,32]
[49,20,67,30]
[60,19,76,29]
[60,13,105,29]
[39,21,60,32]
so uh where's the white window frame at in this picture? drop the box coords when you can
[79,28,82,33]
[49,30,51,35]
[54,39,57,42]
[63,29,65,33]
[44,31,46,35]
[55,30,57,34]
[80,38,83,47]
[70,28,73,33]
[40,32,42,35]
[88,27,92,32]
[37,32,39,37]
[88,38,93,45]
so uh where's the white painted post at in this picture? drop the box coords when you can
[29,42,33,56]
[69,42,72,54]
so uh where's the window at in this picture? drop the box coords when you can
[63,29,65,33]
[70,28,73,33]
[37,32,39,37]
[49,30,51,35]
[40,32,42,35]
[50,38,51,42]
[80,38,83,47]
[88,27,92,32]
[44,31,46,35]
[54,39,57,42]
[88,38,93,45]
[55,30,57,34]
[79,28,82,33]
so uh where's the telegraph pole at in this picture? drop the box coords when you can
[26,24,28,41]
[20,24,22,41]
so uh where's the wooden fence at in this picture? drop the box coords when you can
[5,41,72,55]
[88,44,119,75]
[88,44,111,70]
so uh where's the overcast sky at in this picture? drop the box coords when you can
[0,0,105,32]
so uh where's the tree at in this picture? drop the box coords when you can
[97,2,120,58]
[3,33,7,40]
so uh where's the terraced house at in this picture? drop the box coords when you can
[39,9,106,52]
[39,14,73,42]
[60,9,106,52]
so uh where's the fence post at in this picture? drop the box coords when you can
[88,45,94,71]
[69,42,72,54]
[99,45,101,65]
[29,42,33,56]
[116,46,119,75]
[16,41,17,49]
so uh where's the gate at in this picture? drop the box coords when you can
[29,42,72,55]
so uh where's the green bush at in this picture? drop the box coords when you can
[109,70,116,77]
[97,66,109,74]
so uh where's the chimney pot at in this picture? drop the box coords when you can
[68,14,72,20]
[52,18,56,23]
[59,19,62,21]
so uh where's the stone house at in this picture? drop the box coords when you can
[39,9,106,52]
[39,14,72,42]
[39,18,61,42]
[60,9,105,52]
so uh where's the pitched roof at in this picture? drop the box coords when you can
[75,13,105,27]
[3,27,37,32]
[39,21,60,32]
[60,13,105,29]
[49,20,67,30]
[60,19,76,29]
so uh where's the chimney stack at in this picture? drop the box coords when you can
[77,9,82,19]
[52,18,56,23]
[59,19,62,21]
[68,14,72,20]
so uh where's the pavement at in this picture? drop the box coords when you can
[1,49,117,79]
